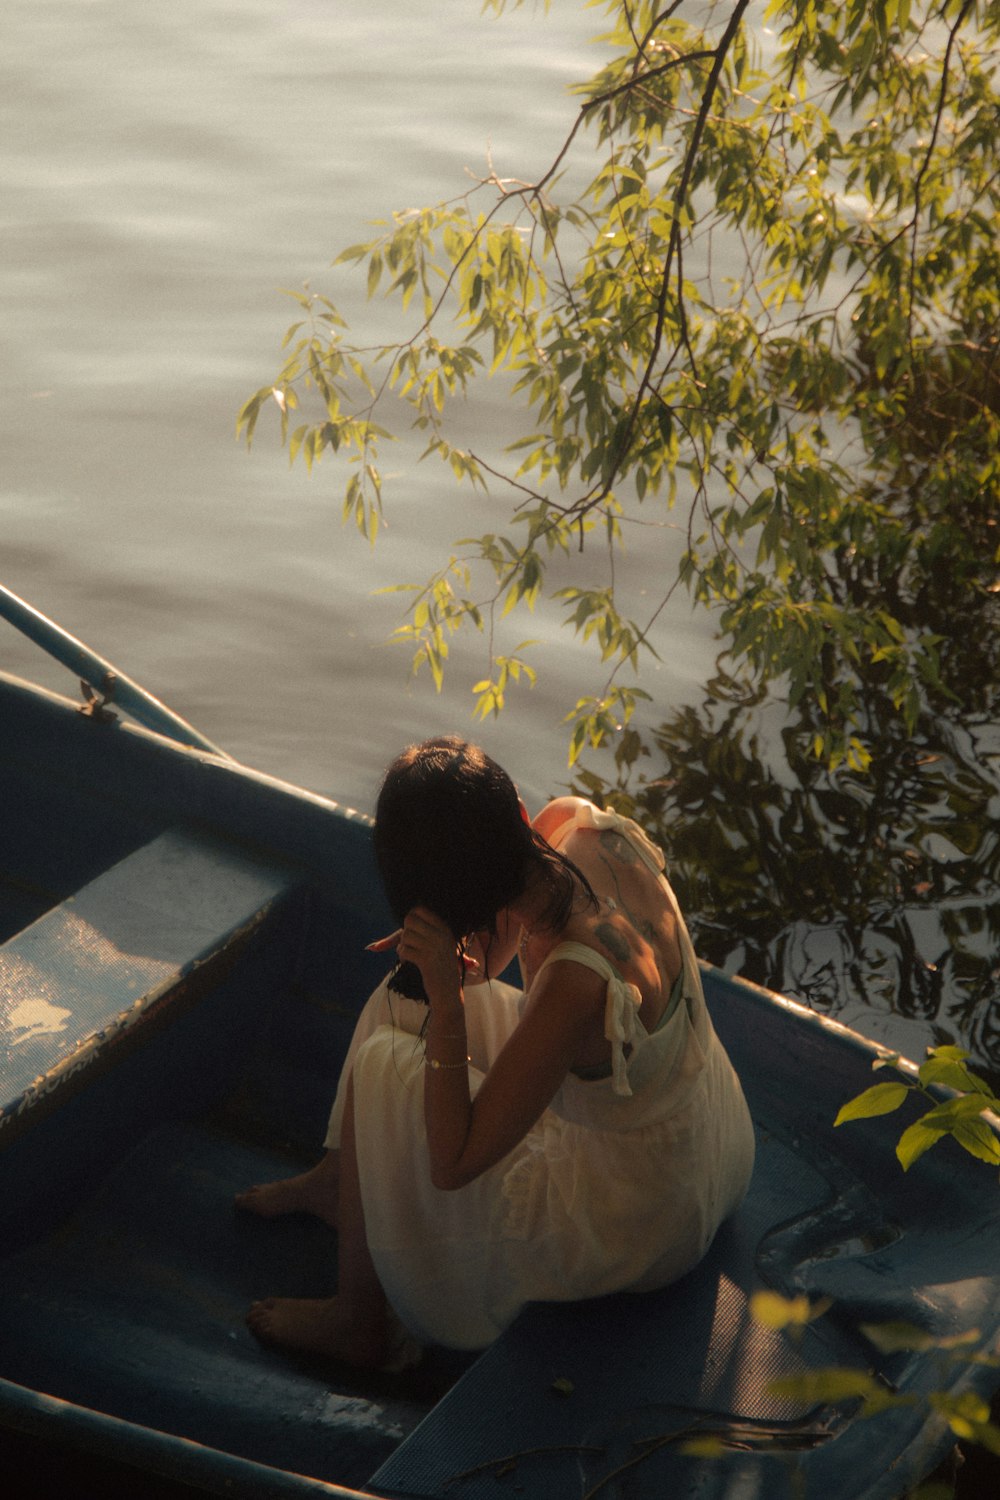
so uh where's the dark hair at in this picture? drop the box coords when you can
[373,736,595,1000]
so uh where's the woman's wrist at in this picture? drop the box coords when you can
[424,1052,471,1071]
[425,1026,467,1050]
[427,993,466,1027]
[424,1014,470,1070]
[425,998,469,1064]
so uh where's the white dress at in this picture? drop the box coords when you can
[325,805,755,1351]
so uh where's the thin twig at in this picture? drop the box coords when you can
[443,1443,605,1488]
[906,0,975,354]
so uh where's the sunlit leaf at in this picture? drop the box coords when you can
[896,1117,949,1171]
[751,1291,832,1330]
[238,0,1000,773]
[768,1368,908,1413]
[834,1082,910,1126]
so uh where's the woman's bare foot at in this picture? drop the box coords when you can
[246,1294,398,1370]
[234,1152,340,1229]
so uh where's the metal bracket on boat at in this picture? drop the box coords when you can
[79,672,118,725]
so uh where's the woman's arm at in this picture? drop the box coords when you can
[395,907,605,1190]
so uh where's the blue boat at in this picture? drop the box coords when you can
[0,583,998,1499]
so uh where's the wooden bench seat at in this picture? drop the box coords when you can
[0,826,292,1138]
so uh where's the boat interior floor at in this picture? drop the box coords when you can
[0,1109,471,1493]
[2,966,1000,1500]
[0,797,997,1497]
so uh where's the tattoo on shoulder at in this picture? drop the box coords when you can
[599,829,639,865]
[595,921,632,965]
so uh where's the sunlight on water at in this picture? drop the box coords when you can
[2,0,661,807]
[3,2,996,1064]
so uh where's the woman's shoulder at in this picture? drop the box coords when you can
[534,798,666,875]
[531,795,595,844]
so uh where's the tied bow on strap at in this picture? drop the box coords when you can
[605,976,643,1097]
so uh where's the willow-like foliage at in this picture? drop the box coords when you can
[240,0,1000,769]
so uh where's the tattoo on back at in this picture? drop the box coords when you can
[599,830,639,865]
[595,921,632,965]
[595,849,657,943]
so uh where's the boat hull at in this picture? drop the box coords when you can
[0,671,997,1499]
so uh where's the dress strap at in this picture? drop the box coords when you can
[547,802,705,1019]
[536,941,642,1098]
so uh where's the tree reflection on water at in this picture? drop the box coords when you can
[574,674,1000,1075]
[570,284,1000,1076]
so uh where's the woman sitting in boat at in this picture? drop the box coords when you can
[241,736,755,1367]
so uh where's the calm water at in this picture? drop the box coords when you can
[3,1,997,1068]
[1,0,712,814]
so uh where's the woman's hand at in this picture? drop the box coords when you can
[368,908,475,1005]
[398,907,464,1005]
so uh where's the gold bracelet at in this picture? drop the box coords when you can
[425,1054,471,1070]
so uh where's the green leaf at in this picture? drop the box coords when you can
[751,1291,831,1329]
[860,1321,934,1354]
[896,1117,950,1171]
[768,1368,908,1414]
[949,1119,1000,1167]
[237,0,1000,769]
[834,1082,910,1126]
[680,1436,728,1457]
